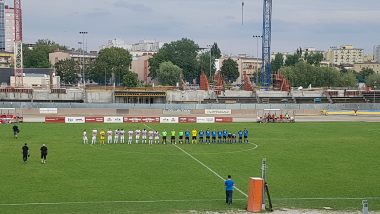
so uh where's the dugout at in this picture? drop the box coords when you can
[257,109,295,123]
[0,108,23,123]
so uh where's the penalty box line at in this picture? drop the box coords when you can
[143,123,248,197]
[173,144,248,198]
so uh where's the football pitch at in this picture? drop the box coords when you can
[0,122,379,214]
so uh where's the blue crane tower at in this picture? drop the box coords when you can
[261,0,272,89]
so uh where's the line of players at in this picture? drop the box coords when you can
[83,128,249,145]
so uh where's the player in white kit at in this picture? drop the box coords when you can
[83,130,88,144]
[114,129,119,144]
[154,131,159,144]
[91,128,97,144]
[142,129,147,144]
[148,130,154,145]
[107,129,113,144]
[120,129,125,144]
[128,130,134,144]
[135,129,141,144]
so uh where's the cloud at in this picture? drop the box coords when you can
[113,1,152,13]
[82,8,111,17]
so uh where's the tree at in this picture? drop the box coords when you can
[210,42,222,59]
[90,47,132,85]
[366,73,380,88]
[356,68,375,83]
[338,71,358,87]
[305,53,323,66]
[271,53,284,72]
[282,61,357,87]
[284,53,301,67]
[149,38,199,82]
[54,59,80,85]
[123,72,139,87]
[197,51,216,80]
[157,61,182,86]
[23,39,67,68]
[220,58,239,83]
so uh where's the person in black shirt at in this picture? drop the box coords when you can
[22,143,29,163]
[40,144,48,164]
[13,124,20,139]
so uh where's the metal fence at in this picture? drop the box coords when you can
[1,102,380,110]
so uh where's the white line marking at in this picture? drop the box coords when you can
[2,197,379,206]
[146,122,251,197]
[272,197,380,201]
[173,144,248,198]
[143,123,153,130]
[0,199,246,206]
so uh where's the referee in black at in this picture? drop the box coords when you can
[22,143,29,163]
[40,144,48,164]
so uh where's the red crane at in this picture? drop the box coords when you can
[14,0,23,87]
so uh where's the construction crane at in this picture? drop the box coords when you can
[14,0,23,87]
[261,0,272,89]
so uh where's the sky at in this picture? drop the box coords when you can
[7,0,380,55]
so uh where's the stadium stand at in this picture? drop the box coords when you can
[362,91,380,103]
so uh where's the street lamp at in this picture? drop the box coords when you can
[253,35,262,86]
[207,44,212,80]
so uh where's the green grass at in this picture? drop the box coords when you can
[0,122,379,214]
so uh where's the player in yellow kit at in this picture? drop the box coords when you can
[99,129,105,145]
[191,128,197,144]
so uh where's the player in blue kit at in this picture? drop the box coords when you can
[223,129,228,143]
[243,128,249,143]
[185,129,190,144]
[238,130,243,144]
[199,130,204,144]
[217,130,223,144]
[211,129,217,144]
[205,129,211,144]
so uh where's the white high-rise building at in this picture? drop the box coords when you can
[100,38,131,50]
[374,45,380,63]
[326,45,364,65]
[4,5,14,52]
[131,40,163,52]
[101,39,163,53]
[0,0,5,51]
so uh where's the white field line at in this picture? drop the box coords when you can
[173,144,248,198]
[272,197,380,201]
[0,199,246,206]
[2,197,379,206]
[144,123,250,197]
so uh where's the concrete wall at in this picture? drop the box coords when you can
[86,90,113,103]
[167,90,210,103]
